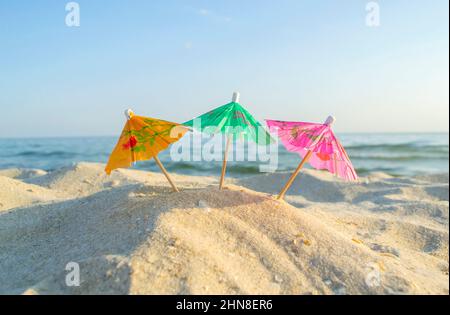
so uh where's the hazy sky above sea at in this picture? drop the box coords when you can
[0,0,448,137]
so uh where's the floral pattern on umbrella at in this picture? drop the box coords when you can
[266,119,357,181]
[183,93,274,189]
[183,101,273,145]
[105,115,189,174]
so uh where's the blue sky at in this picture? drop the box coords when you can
[0,0,448,137]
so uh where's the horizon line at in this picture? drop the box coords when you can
[0,131,449,140]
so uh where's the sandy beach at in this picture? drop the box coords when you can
[0,162,448,295]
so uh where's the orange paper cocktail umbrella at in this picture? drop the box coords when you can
[105,109,189,192]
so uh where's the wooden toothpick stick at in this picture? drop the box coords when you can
[154,155,179,192]
[276,115,336,200]
[122,108,179,193]
[218,92,240,190]
[219,136,231,190]
[277,150,313,200]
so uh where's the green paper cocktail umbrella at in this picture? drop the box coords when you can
[184,92,273,189]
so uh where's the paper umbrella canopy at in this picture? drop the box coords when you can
[183,92,274,189]
[266,117,358,181]
[183,93,273,145]
[105,110,189,175]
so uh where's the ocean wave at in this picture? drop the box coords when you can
[0,135,448,177]
[157,161,263,176]
[355,167,402,176]
[351,155,449,161]
[7,151,78,158]
[346,143,448,152]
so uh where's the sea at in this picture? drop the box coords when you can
[0,133,448,178]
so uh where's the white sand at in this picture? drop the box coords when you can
[0,162,448,295]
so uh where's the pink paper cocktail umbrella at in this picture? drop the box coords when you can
[266,116,358,200]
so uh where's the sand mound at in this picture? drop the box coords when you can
[237,170,449,224]
[0,163,448,294]
[0,176,58,212]
[0,168,47,180]
[25,162,215,198]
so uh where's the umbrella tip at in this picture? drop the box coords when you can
[232,92,240,103]
[124,109,134,120]
[325,116,336,125]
